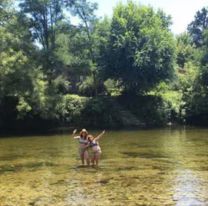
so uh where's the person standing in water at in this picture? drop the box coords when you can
[72,128,90,166]
[87,130,105,167]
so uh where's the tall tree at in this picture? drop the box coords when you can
[0,4,45,123]
[184,22,208,125]
[188,7,208,47]
[64,0,106,96]
[19,0,63,50]
[65,0,98,61]
[19,0,64,77]
[103,1,175,94]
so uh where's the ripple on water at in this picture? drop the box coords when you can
[1,129,208,205]
[173,169,208,206]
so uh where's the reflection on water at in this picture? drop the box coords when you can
[0,128,208,205]
[174,169,204,206]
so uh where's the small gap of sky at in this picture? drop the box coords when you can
[91,0,208,35]
[15,0,208,35]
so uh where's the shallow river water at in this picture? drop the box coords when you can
[0,128,208,206]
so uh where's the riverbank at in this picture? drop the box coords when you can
[0,94,180,133]
[2,124,206,138]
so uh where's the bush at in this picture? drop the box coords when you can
[81,96,123,128]
[56,95,123,128]
[56,94,87,124]
[118,95,171,126]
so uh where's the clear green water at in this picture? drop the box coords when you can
[0,128,208,206]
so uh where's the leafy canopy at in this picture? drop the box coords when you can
[104,1,175,94]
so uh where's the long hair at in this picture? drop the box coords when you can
[80,129,88,139]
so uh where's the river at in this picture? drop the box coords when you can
[0,128,208,206]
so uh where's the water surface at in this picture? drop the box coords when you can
[0,128,208,206]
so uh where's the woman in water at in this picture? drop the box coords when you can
[72,128,90,166]
[87,130,105,167]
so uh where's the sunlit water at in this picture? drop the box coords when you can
[0,128,208,206]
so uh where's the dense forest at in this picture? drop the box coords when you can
[1,0,208,131]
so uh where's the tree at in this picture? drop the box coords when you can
[184,27,208,125]
[0,2,66,126]
[188,7,208,47]
[176,33,194,68]
[0,0,12,26]
[64,0,107,96]
[19,0,64,78]
[156,9,172,29]
[104,1,175,94]
[0,7,45,123]
[19,0,63,50]
[64,0,98,61]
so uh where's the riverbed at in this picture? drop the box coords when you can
[0,128,208,206]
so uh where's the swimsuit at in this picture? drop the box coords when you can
[78,137,89,155]
[90,140,102,154]
[89,142,98,147]
[79,137,88,144]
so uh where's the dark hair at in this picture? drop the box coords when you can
[80,129,88,138]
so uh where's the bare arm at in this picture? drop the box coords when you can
[72,129,80,139]
[94,130,105,141]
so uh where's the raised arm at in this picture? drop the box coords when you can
[94,130,105,141]
[72,129,80,139]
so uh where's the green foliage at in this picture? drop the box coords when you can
[0,0,13,26]
[43,95,124,128]
[176,33,207,124]
[19,0,63,50]
[188,7,208,47]
[80,97,123,128]
[78,75,105,97]
[156,9,172,29]
[0,13,35,111]
[177,62,198,92]
[55,94,87,124]
[176,33,195,68]
[118,95,171,126]
[184,29,208,124]
[3,0,208,130]
[0,4,64,125]
[104,79,123,96]
[104,1,175,94]
[19,0,65,79]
